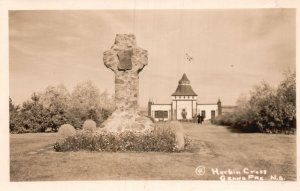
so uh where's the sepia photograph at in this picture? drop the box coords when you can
[1,1,299,190]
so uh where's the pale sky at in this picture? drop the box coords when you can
[9,9,295,107]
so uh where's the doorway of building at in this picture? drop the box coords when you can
[201,110,206,119]
[211,110,216,119]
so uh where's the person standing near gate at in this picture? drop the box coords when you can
[200,114,205,124]
[197,113,201,124]
[181,109,187,122]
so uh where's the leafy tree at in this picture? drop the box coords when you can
[9,97,21,132]
[277,71,296,105]
[276,71,296,131]
[9,97,19,112]
[39,85,70,131]
[39,84,70,108]
[17,93,50,132]
[213,72,296,134]
[239,74,296,133]
[99,91,115,112]
[99,90,115,123]
[9,82,114,133]
[68,81,102,128]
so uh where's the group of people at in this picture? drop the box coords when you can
[195,114,205,124]
[181,109,205,124]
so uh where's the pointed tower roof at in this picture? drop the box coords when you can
[172,73,197,96]
[179,73,190,84]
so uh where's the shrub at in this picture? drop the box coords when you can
[58,124,76,139]
[54,122,192,152]
[156,121,185,150]
[82,119,97,132]
[212,113,236,126]
[212,72,296,134]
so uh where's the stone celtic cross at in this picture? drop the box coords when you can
[102,34,153,132]
[103,34,148,112]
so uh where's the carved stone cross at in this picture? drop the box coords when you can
[102,34,153,132]
[103,34,147,112]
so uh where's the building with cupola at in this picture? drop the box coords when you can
[148,73,224,122]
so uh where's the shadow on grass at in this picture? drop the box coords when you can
[225,126,243,133]
[224,125,261,134]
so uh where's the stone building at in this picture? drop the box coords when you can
[148,73,224,122]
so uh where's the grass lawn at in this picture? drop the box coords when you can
[10,123,296,181]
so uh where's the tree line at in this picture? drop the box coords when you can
[9,81,115,133]
[212,71,296,134]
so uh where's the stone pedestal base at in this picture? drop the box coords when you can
[100,110,154,132]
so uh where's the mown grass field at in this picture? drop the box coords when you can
[10,123,296,181]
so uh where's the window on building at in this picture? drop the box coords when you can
[201,110,206,118]
[154,110,168,118]
[163,111,168,118]
[211,110,216,119]
[155,111,161,118]
[179,96,181,99]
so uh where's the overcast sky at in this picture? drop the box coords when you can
[9,9,295,107]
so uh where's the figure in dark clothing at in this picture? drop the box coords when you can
[197,114,202,124]
[200,115,205,123]
[181,109,187,121]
